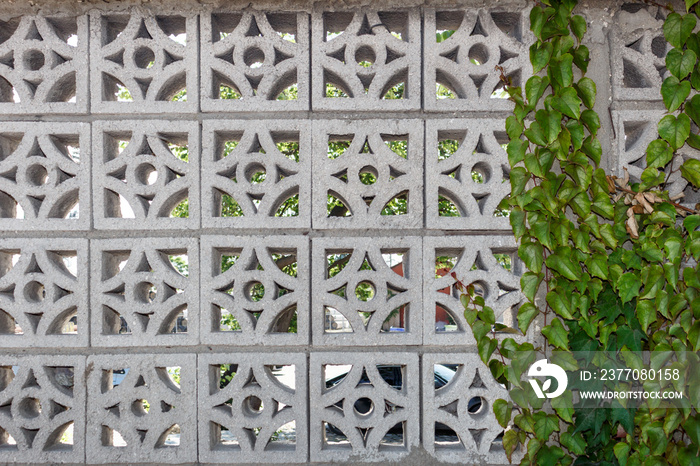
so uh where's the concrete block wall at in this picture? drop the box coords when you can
[0,0,670,463]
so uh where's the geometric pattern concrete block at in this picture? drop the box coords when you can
[0,15,88,114]
[0,122,90,231]
[86,354,196,464]
[612,109,699,201]
[90,237,199,347]
[311,9,420,111]
[312,120,423,230]
[200,235,309,346]
[426,119,511,230]
[312,237,421,346]
[423,236,523,346]
[201,120,311,229]
[200,11,309,112]
[92,120,199,230]
[611,6,667,102]
[0,238,87,348]
[309,352,419,463]
[424,9,530,112]
[89,9,198,114]
[0,355,86,464]
[198,353,308,463]
[422,353,512,464]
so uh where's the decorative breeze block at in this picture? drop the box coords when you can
[0,239,87,347]
[86,354,196,464]
[424,9,529,112]
[310,352,419,462]
[312,237,421,346]
[201,11,309,111]
[90,10,197,113]
[312,119,423,230]
[426,119,511,230]
[312,9,420,111]
[90,238,199,347]
[0,355,86,464]
[201,120,310,228]
[92,120,199,230]
[200,235,309,345]
[422,353,512,464]
[198,353,308,463]
[423,236,523,345]
[0,122,89,230]
[0,15,88,113]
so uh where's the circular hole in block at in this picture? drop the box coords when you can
[468,396,485,415]
[134,47,156,69]
[355,281,375,302]
[24,281,45,302]
[245,281,265,302]
[243,395,264,414]
[136,163,158,185]
[359,165,378,185]
[24,50,45,70]
[354,397,374,415]
[27,164,48,186]
[245,163,266,184]
[471,162,490,184]
[244,47,265,68]
[131,399,150,416]
[136,282,157,303]
[468,43,489,65]
[355,45,376,66]
[19,397,42,418]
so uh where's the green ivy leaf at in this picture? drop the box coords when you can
[573,45,589,72]
[530,42,554,74]
[519,242,544,272]
[478,337,498,363]
[552,87,582,119]
[682,416,700,448]
[661,77,692,112]
[537,446,566,465]
[658,113,691,150]
[509,208,527,238]
[507,139,527,166]
[518,302,540,332]
[681,159,700,188]
[637,299,658,332]
[664,12,697,49]
[545,253,581,280]
[687,95,700,127]
[534,414,560,440]
[561,431,586,455]
[640,167,665,190]
[570,15,586,42]
[574,77,596,109]
[586,253,608,279]
[502,429,519,463]
[580,109,601,133]
[581,136,602,165]
[618,272,642,304]
[666,48,698,80]
[617,325,646,352]
[525,121,548,147]
[549,54,574,89]
[506,116,524,139]
[493,399,512,428]
[526,76,550,107]
[530,7,546,39]
[646,139,674,168]
[547,290,574,319]
[614,442,631,466]
[542,318,569,350]
[536,110,563,144]
[566,120,585,149]
[688,0,700,12]
[510,167,529,197]
[521,272,543,301]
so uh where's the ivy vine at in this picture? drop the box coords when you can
[460,0,700,464]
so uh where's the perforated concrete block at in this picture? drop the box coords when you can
[0,15,88,114]
[0,122,90,231]
[312,236,421,346]
[312,119,423,230]
[201,10,310,112]
[423,235,523,346]
[198,352,308,463]
[0,355,86,464]
[611,5,667,102]
[311,8,421,111]
[424,8,530,112]
[200,235,309,346]
[90,9,198,113]
[422,353,515,464]
[92,120,199,230]
[425,118,511,230]
[0,238,88,348]
[86,353,196,464]
[309,351,419,463]
[90,237,199,347]
[201,120,311,228]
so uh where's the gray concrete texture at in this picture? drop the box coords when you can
[0,0,674,464]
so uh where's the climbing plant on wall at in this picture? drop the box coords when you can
[461,0,700,464]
